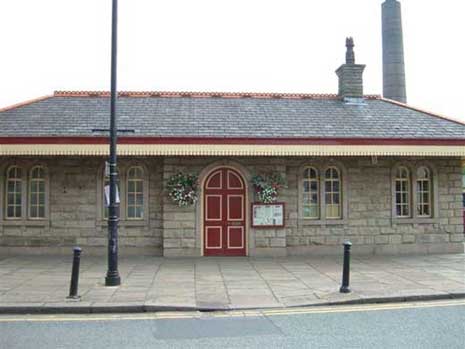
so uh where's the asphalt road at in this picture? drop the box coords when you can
[1,300,464,349]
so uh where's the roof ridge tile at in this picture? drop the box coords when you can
[53,90,382,100]
[0,95,53,112]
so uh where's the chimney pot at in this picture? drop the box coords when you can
[336,38,366,100]
[346,37,355,64]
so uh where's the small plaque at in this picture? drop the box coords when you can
[251,203,285,228]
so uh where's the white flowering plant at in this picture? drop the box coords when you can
[167,172,199,207]
[252,173,287,204]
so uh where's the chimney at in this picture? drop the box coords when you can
[382,0,407,103]
[336,37,366,100]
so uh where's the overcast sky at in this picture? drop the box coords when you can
[1,0,464,122]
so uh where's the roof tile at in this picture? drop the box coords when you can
[1,91,465,139]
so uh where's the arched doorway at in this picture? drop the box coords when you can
[203,167,246,256]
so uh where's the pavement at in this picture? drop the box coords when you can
[0,253,464,314]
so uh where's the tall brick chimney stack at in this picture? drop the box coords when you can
[382,0,407,103]
[336,37,366,100]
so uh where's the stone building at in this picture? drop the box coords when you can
[1,40,465,256]
[1,0,464,257]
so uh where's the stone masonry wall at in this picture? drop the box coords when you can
[0,157,164,255]
[0,156,463,256]
[286,157,463,255]
[162,157,290,256]
[162,156,464,256]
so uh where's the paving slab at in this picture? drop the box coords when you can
[0,253,464,313]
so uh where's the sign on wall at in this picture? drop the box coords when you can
[104,185,120,207]
[251,203,285,228]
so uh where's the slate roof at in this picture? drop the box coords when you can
[1,91,465,139]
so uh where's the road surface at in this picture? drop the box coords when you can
[1,299,464,348]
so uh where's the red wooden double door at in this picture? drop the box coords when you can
[204,168,246,256]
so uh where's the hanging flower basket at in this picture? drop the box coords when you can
[251,172,287,204]
[167,172,199,207]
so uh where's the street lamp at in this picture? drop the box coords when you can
[105,0,121,287]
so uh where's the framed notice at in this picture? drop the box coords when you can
[251,203,285,228]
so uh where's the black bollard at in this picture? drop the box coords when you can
[339,241,352,293]
[68,247,82,299]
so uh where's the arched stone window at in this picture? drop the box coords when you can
[299,163,346,222]
[395,166,410,217]
[126,166,144,219]
[97,163,148,224]
[324,167,341,219]
[416,166,432,217]
[302,167,319,219]
[6,166,22,219]
[29,166,46,219]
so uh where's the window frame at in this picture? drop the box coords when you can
[416,166,432,218]
[324,166,342,220]
[391,162,438,223]
[1,163,49,224]
[302,166,320,219]
[96,163,149,226]
[298,162,348,225]
[28,166,47,220]
[394,166,411,218]
[126,166,145,220]
[5,166,24,220]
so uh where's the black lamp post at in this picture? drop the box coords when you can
[105,0,121,287]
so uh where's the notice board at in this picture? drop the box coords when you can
[251,203,285,228]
